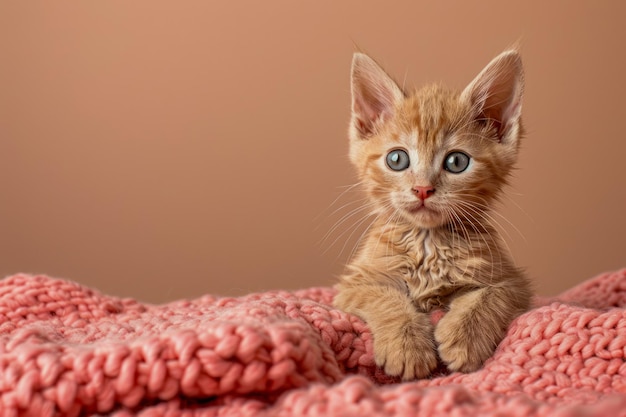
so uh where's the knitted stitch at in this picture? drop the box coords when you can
[0,269,625,416]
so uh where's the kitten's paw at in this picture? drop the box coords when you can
[373,321,437,380]
[434,314,498,373]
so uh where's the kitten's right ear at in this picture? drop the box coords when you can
[350,53,404,140]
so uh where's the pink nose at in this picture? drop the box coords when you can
[412,185,436,200]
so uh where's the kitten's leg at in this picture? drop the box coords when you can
[434,285,529,372]
[334,282,438,380]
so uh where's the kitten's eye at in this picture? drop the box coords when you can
[444,151,470,173]
[386,149,410,171]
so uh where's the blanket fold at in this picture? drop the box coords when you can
[0,269,625,416]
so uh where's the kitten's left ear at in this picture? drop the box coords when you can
[461,50,524,143]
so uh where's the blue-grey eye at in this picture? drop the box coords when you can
[386,149,410,171]
[444,151,470,173]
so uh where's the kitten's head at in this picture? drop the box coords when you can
[349,50,524,229]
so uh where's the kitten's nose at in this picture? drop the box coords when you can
[412,185,436,200]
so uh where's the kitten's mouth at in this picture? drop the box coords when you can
[408,202,434,213]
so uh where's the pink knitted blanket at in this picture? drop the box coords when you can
[1,270,626,416]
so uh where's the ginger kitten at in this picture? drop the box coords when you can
[333,50,532,380]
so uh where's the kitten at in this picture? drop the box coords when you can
[333,50,532,380]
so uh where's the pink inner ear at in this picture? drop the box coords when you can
[353,83,397,136]
[353,98,378,136]
[350,53,404,139]
[355,97,381,125]
[502,96,522,125]
[474,80,522,141]
[355,117,371,137]
[463,51,524,142]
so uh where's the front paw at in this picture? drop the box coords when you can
[373,320,437,380]
[434,313,499,373]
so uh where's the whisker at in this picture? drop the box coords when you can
[502,192,534,224]
[452,193,527,243]
[318,202,377,251]
[313,181,364,223]
[346,210,383,264]
[451,203,501,284]
[442,206,474,280]
[454,200,512,253]
[323,197,371,223]
[371,203,399,257]
[336,208,380,260]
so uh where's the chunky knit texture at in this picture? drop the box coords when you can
[1,269,626,416]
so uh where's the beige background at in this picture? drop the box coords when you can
[1,1,624,303]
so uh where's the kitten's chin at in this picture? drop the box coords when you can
[403,205,446,229]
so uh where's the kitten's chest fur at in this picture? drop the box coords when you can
[352,220,504,313]
[398,229,471,311]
